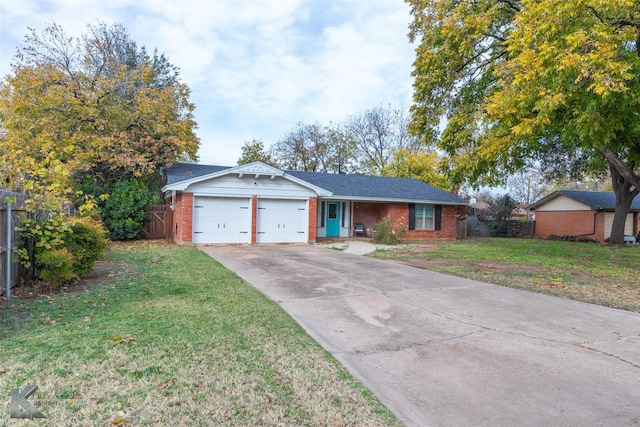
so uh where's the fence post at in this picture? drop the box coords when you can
[5,199,12,299]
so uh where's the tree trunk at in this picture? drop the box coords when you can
[608,164,639,244]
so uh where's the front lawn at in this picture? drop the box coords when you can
[370,238,640,312]
[0,242,399,426]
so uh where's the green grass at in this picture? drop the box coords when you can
[1,242,399,426]
[371,238,640,312]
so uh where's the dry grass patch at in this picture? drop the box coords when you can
[1,242,399,426]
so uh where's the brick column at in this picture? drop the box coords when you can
[308,197,317,242]
[172,192,193,244]
[251,195,258,244]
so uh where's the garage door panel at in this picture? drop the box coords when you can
[257,199,307,243]
[193,197,250,244]
[604,212,634,240]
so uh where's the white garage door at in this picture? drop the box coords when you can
[256,199,307,243]
[193,197,250,244]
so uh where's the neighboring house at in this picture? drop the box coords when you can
[528,190,640,242]
[161,161,468,244]
[511,205,531,220]
[471,201,487,217]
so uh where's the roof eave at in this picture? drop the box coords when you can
[162,162,334,196]
[319,195,468,205]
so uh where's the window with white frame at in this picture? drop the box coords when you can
[415,204,434,229]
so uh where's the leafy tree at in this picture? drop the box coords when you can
[101,178,152,240]
[407,0,640,243]
[237,139,277,166]
[381,148,452,191]
[480,194,518,237]
[270,122,359,174]
[271,122,331,172]
[0,22,199,213]
[406,0,517,185]
[323,124,358,174]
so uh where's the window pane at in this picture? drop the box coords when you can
[328,203,338,219]
[415,204,434,229]
[424,217,434,229]
[424,204,434,216]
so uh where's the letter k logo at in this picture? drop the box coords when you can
[10,384,46,419]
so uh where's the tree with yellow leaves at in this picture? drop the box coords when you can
[0,22,199,213]
[381,148,453,191]
[407,0,640,243]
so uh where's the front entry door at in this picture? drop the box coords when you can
[326,201,340,237]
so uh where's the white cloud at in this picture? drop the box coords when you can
[1,0,416,166]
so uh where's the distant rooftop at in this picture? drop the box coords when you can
[529,190,640,211]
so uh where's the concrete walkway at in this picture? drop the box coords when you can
[200,244,640,426]
[342,240,377,255]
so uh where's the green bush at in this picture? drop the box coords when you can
[489,221,509,237]
[18,216,108,287]
[372,219,406,245]
[66,218,108,276]
[101,178,152,240]
[36,248,77,288]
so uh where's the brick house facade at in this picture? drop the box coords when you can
[529,190,640,242]
[163,162,468,244]
[353,202,459,239]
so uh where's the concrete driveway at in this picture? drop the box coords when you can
[200,244,640,426]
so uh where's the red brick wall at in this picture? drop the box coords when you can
[251,195,258,244]
[353,202,458,239]
[308,197,317,242]
[353,202,379,236]
[534,210,601,241]
[173,192,193,244]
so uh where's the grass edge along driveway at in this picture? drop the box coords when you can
[0,242,400,426]
[370,238,640,313]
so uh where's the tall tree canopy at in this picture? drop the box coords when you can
[345,104,422,175]
[271,122,332,172]
[269,104,445,180]
[407,0,640,243]
[237,138,276,166]
[0,22,199,210]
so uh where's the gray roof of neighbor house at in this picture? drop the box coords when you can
[529,190,640,211]
[164,163,468,205]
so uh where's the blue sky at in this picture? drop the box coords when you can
[0,0,416,166]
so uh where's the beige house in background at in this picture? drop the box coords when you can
[528,190,640,242]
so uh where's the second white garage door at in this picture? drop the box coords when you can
[193,197,251,244]
[257,199,308,243]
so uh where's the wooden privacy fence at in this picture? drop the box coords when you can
[467,216,534,238]
[1,190,27,297]
[141,204,171,240]
[456,217,468,239]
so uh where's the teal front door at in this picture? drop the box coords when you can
[326,202,340,237]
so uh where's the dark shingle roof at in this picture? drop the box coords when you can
[164,163,229,185]
[286,170,466,204]
[530,190,640,210]
[164,163,467,205]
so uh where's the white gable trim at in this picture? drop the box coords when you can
[162,161,332,196]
